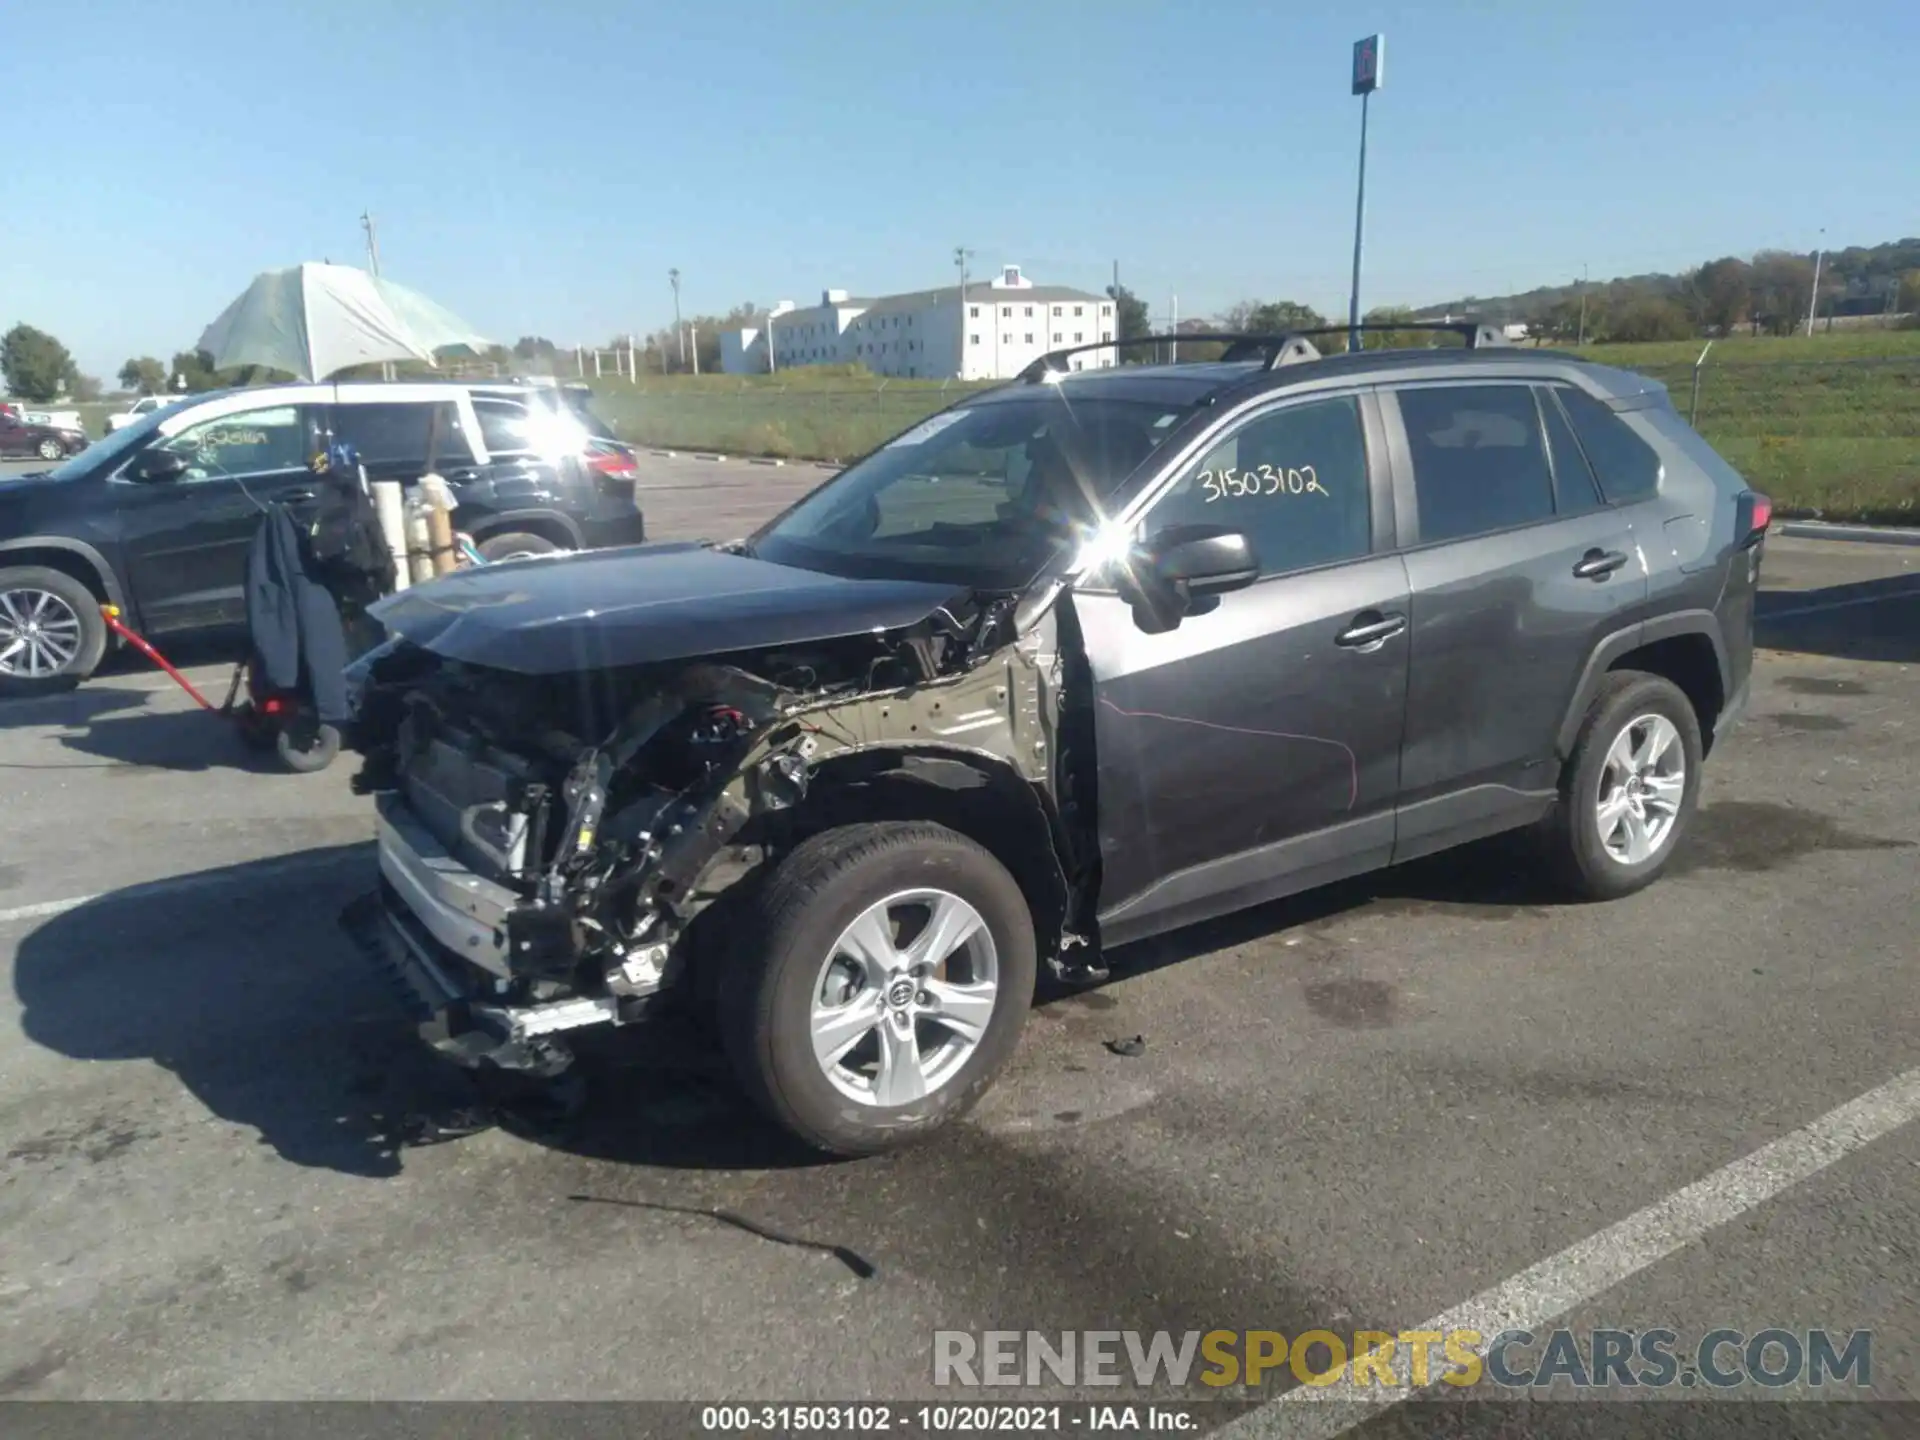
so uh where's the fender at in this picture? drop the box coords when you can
[0,535,128,612]
[1554,608,1730,759]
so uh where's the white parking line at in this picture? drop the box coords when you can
[0,848,371,927]
[1224,1064,1920,1438]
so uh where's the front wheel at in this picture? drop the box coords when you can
[275,715,341,773]
[0,566,106,696]
[719,821,1037,1156]
[1539,671,1703,900]
[37,437,64,461]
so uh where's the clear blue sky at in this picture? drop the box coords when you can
[2,0,1914,380]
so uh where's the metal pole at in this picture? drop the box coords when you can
[767,311,776,375]
[362,211,396,381]
[1577,264,1589,347]
[954,246,971,379]
[670,268,684,368]
[1689,340,1712,425]
[1347,89,1370,354]
[690,325,699,375]
[1805,233,1824,337]
[1171,294,1178,364]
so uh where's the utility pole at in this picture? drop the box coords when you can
[1347,35,1385,355]
[1577,263,1589,347]
[954,246,973,378]
[1806,229,1825,337]
[1170,294,1178,364]
[362,211,394,380]
[669,268,684,369]
[766,309,776,375]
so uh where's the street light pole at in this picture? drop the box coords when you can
[669,268,684,369]
[1347,34,1385,355]
[1805,230,1825,337]
[953,246,972,378]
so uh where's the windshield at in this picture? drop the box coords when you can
[749,394,1191,589]
[43,407,174,481]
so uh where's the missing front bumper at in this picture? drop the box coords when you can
[341,883,620,1077]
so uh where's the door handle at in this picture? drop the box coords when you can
[280,489,317,504]
[1335,611,1407,649]
[1573,548,1629,580]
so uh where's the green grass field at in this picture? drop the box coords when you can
[579,330,1919,525]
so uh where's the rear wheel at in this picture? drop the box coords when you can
[719,821,1036,1156]
[0,566,105,696]
[1540,671,1703,900]
[36,437,64,461]
[477,531,567,563]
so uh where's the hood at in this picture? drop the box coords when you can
[370,541,972,676]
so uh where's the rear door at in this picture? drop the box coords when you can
[328,396,478,488]
[114,399,326,632]
[1384,380,1648,860]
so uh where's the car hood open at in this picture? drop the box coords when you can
[370,541,973,675]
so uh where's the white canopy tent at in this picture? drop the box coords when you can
[196,262,491,382]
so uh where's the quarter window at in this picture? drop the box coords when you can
[1554,385,1663,502]
[1397,385,1555,543]
[1145,396,1371,578]
[157,405,312,480]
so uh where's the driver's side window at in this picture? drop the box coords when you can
[157,406,313,482]
[1144,395,1372,578]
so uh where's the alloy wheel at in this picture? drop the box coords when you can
[1595,712,1686,864]
[809,888,1000,1107]
[0,587,84,679]
[37,438,64,460]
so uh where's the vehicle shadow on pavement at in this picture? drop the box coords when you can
[1757,573,1920,664]
[0,684,154,736]
[54,706,277,774]
[11,844,479,1179]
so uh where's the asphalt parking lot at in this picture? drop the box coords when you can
[3,454,1918,1427]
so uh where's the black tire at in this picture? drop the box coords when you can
[37,437,64,461]
[275,717,341,773]
[1539,670,1704,901]
[476,531,565,563]
[719,821,1037,1157]
[0,565,106,697]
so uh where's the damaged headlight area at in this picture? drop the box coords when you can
[340,599,1058,1076]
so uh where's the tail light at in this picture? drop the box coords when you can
[1736,490,1772,548]
[585,445,637,485]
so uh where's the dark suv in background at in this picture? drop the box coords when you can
[346,324,1771,1156]
[0,380,644,693]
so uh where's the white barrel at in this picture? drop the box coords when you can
[372,481,409,591]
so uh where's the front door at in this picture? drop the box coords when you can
[1385,381,1650,860]
[115,402,324,632]
[1075,390,1411,947]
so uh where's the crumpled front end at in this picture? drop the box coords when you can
[341,598,1082,1075]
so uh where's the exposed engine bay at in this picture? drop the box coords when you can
[344,587,1098,1076]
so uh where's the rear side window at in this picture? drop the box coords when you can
[1554,386,1663,503]
[1536,386,1606,517]
[473,396,535,455]
[1397,384,1554,543]
[332,401,472,468]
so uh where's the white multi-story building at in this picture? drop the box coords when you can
[720,265,1116,380]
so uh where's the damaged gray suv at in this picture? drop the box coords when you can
[344,325,1769,1155]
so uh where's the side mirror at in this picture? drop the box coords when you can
[1113,525,1259,634]
[127,449,190,483]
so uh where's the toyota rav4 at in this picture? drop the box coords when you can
[344,325,1768,1156]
